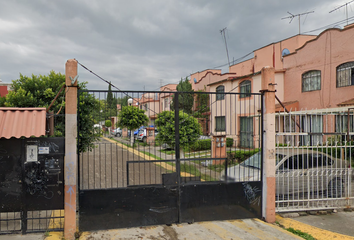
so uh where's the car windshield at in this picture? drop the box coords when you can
[240,152,261,169]
[240,152,285,169]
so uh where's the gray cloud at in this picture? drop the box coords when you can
[0,0,350,91]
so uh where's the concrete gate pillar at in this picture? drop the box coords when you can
[260,66,276,223]
[64,59,78,239]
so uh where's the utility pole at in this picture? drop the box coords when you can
[330,0,354,26]
[220,27,231,67]
[281,11,314,34]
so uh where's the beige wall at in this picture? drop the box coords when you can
[209,73,262,147]
[283,26,354,109]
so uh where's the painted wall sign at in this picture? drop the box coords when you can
[26,145,38,162]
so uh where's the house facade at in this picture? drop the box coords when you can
[189,34,317,147]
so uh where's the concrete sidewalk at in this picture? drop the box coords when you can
[1,213,354,240]
[1,218,303,240]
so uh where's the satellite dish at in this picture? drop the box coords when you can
[194,78,197,83]
[282,48,290,57]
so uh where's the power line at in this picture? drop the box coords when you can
[302,15,354,34]
[75,59,122,92]
[329,0,354,25]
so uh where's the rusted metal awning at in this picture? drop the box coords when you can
[0,107,46,139]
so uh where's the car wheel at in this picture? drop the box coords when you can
[142,137,147,143]
[117,133,121,137]
[328,178,344,198]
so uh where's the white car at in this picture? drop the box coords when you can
[220,149,350,198]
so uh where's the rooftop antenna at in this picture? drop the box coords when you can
[329,0,354,26]
[281,11,314,34]
[220,27,230,67]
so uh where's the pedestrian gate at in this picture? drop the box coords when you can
[0,138,64,235]
[78,90,264,231]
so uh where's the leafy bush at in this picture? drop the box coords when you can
[184,139,211,152]
[226,138,233,147]
[227,149,260,165]
[105,120,112,128]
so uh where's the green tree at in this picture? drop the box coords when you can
[117,106,149,146]
[194,88,210,118]
[170,77,194,114]
[4,71,100,152]
[105,120,112,128]
[107,84,114,109]
[155,110,202,149]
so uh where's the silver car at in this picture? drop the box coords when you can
[137,128,158,143]
[111,128,122,137]
[221,149,350,198]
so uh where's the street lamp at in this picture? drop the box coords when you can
[128,98,133,106]
[127,98,134,146]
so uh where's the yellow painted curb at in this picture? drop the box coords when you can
[253,218,303,239]
[44,231,63,240]
[276,215,354,240]
[103,137,202,180]
[48,210,64,229]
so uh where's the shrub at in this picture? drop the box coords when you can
[227,149,260,165]
[226,138,233,147]
[184,139,211,152]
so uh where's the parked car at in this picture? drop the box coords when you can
[137,127,158,143]
[111,128,122,137]
[220,149,350,198]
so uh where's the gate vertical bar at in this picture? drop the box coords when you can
[261,66,276,223]
[21,139,27,234]
[174,92,181,223]
[65,59,78,239]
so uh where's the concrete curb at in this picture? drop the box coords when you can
[276,214,354,240]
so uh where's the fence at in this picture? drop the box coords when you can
[275,108,353,212]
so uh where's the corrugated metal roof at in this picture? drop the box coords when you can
[0,108,46,139]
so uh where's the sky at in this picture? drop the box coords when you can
[0,0,353,91]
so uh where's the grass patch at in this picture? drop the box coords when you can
[207,163,226,173]
[286,227,316,240]
[180,163,217,181]
[139,151,176,167]
[159,149,175,155]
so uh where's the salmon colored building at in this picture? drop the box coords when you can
[283,24,354,110]
[159,84,177,112]
[189,34,317,147]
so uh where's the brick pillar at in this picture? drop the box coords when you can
[261,66,276,223]
[146,127,155,145]
[211,135,226,165]
[64,59,78,239]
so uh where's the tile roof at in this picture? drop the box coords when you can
[337,98,354,107]
[0,108,46,139]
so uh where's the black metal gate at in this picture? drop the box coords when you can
[0,138,64,234]
[78,90,263,231]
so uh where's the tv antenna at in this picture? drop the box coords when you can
[220,27,230,67]
[281,11,314,34]
[329,0,354,26]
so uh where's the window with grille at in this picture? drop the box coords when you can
[302,70,321,92]
[240,80,251,98]
[337,62,354,88]
[216,85,225,100]
[215,116,226,131]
